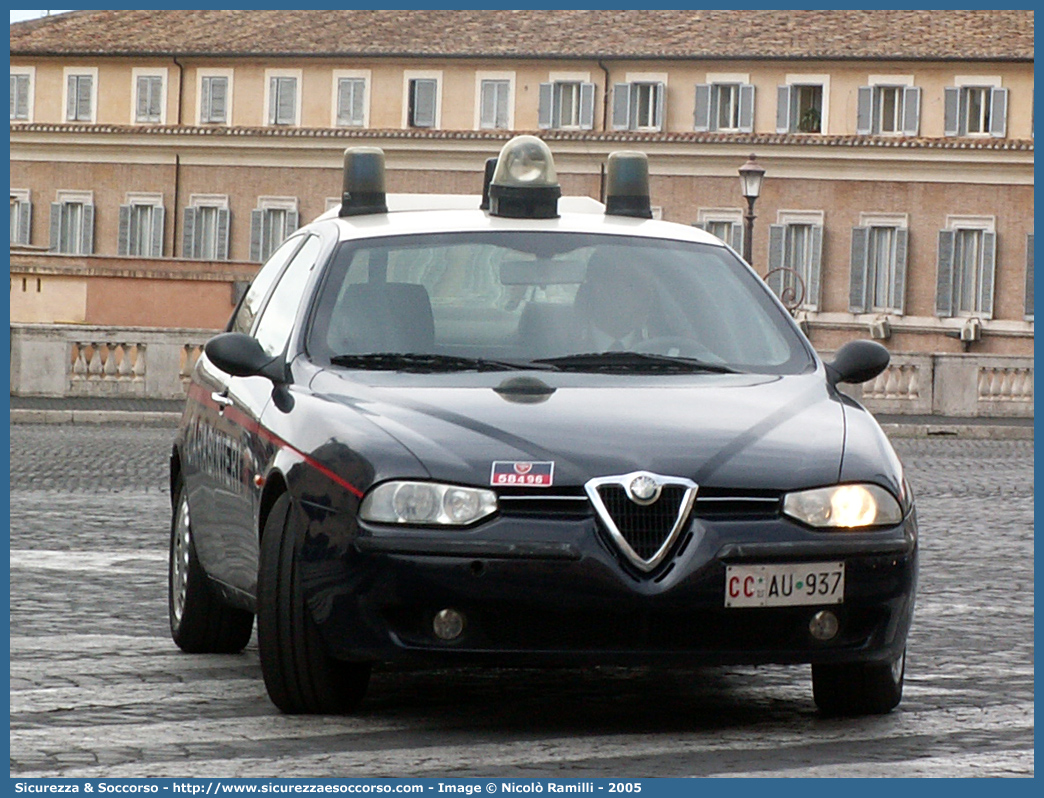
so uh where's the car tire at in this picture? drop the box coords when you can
[812,648,905,716]
[168,478,254,654]
[257,492,371,714]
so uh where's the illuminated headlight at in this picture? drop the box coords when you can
[782,484,903,529]
[360,481,498,526]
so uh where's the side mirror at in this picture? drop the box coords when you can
[204,332,286,383]
[826,339,889,387]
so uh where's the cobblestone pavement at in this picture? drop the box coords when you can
[8,425,1034,778]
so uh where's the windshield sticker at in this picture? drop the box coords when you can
[491,461,555,487]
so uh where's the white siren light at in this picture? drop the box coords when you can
[339,146,388,217]
[488,135,561,219]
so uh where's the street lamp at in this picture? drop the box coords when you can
[738,154,766,266]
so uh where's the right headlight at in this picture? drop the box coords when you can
[359,481,498,526]
[782,483,903,529]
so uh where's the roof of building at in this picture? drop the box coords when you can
[9,9,1034,61]
[10,122,1035,152]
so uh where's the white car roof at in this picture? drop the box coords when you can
[312,195,729,248]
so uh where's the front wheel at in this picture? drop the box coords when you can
[257,492,371,714]
[812,649,905,716]
[168,478,254,653]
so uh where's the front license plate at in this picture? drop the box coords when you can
[725,562,844,608]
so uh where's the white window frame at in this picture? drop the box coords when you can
[696,207,744,251]
[941,214,997,318]
[186,194,230,261]
[784,73,830,135]
[402,69,443,129]
[62,66,98,124]
[130,67,167,125]
[705,72,749,132]
[474,70,515,131]
[196,68,233,126]
[10,66,35,122]
[331,69,370,128]
[623,71,667,131]
[119,191,164,257]
[774,210,826,310]
[251,196,300,263]
[548,70,591,130]
[856,213,910,314]
[53,189,94,254]
[11,188,31,245]
[263,68,302,127]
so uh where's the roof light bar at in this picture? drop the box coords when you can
[488,135,561,219]
[604,151,653,219]
[339,147,388,217]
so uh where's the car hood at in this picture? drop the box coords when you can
[308,369,845,491]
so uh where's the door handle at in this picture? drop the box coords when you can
[211,391,233,409]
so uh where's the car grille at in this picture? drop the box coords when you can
[595,484,689,560]
[497,487,592,519]
[693,489,781,520]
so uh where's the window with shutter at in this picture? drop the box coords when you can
[713,84,741,131]
[337,78,366,127]
[10,192,31,246]
[479,79,510,129]
[66,74,93,122]
[135,75,163,123]
[269,77,297,126]
[201,76,229,124]
[409,78,438,128]
[10,74,30,120]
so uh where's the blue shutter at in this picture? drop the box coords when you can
[989,88,1008,138]
[936,230,956,316]
[766,224,786,295]
[856,86,873,135]
[182,207,197,258]
[81,204,94,255]
[893,228,908,315]
[776,86,791,133]
[117,205,131,256]
[979,231,997,318]
[849,226,869,312]
[902,87,921,136]
[351,79,366,126]
[579,82,595,130]
[210,77,227,123]
[286,210,299,234]
[730,223,744,254]
[216,208,230,260]
[738,84,755,133]
[653,82,665,131]
[807,225,823,311]
[250,209,264,262]
[538,83,553,129]
[151,207,165,258]
[50,202,63,251]
[17,200,31,245]
[611,83,630,130]
[268,77,278,124]
[693,84,711,132]
[943,87,961,137]
[65,75,76,120]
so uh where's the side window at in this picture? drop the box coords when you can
[254,235,324,356]
[229,235,304,335]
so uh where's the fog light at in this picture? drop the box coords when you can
[809,610,839,641]
[433,609,465,641]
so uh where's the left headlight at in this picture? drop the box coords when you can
[359,481,498,526]
[782,483,903,529]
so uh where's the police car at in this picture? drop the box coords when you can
[168,135,917,717]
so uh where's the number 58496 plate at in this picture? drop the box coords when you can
[725,562,844,608]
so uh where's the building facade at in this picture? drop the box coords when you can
[10,10,1034,373]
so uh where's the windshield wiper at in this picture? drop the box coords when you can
[330,352,554,373]
[531,351,740,374]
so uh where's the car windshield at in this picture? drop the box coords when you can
[306,231,814,374]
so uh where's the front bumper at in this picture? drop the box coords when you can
[299,504,917,668]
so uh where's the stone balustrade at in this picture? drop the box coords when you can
[8,324,1034,417]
